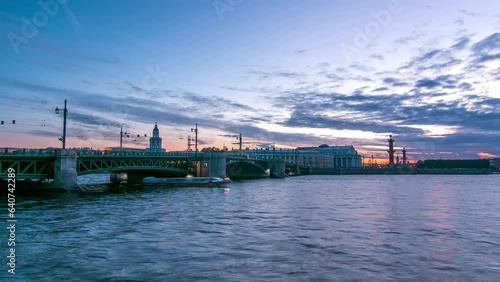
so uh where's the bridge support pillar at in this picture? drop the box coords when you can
[199,153,227,178]
[127,173,143,183]
[54,149,78,190]
[294,164,301,176]
[268,159,287,178]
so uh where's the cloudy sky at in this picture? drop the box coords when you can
[1,0,499,161]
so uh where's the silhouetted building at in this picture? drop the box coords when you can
[147,122,165,152]
[233,144,362,168]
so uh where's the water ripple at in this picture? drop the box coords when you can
[3,175,500,281]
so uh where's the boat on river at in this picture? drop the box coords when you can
[142,176,232,187]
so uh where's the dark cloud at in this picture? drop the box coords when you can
[402,48,461,72]
[294,49,307,55]
[458,82,473,90]
[383,78,398,84]
[316,62,331,68]
[458,9,477,17]
[394,34,424,46]
[348,64,374,72]
[69,112,122,128]
[272,90,500,147]
[415,79,441,88]
[124,81,144,92]
[402,133,500,159]
[451,36,470,50]
[371,54,384,60]
[249,70,303,80]
[25,130,59,138]
[476,53,500,63]
[220,86,254,92]
[382,77,409,87]
[283,111,423,135]
[393,82,410,87]
[182,92,256,112]
[435,74,462,85]
[0,78,261,140]
[215,122,331,146]
[455,19,465,26]
[419,50,441,61]
[323,73,344,82]
[373,87,389,92]
[471,33,500,62]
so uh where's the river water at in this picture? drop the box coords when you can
[1,175,500,281]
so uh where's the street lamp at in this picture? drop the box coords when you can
[54,99,68,149]
[191,123,198,157]
[227,133,242,155]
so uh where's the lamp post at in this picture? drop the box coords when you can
[228,133,243,155]
[191,123,198,157]
[272,142,276,159]
[54,99,68,149]
[187,134,195,154]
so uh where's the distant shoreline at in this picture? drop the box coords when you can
[309,167,497,175]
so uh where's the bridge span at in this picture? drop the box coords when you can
[0,149,304,190]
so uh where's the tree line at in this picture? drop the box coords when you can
[416,159,490,169]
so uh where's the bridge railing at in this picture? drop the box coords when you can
[77,151,196,157]
[0,148,57,156]
[0,148,199,157]
[225,153,302,166]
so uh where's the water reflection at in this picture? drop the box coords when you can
[4,175,500,281]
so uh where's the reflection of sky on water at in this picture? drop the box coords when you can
[13,175,500,281]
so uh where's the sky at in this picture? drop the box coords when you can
[0,0,499,162]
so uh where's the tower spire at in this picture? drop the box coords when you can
[149,122,162,151]
[387,135,396,166]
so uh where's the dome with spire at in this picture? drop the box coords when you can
[148,122,164,152]
[153,122,159,137]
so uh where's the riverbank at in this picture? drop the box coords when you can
[309,167,496,175]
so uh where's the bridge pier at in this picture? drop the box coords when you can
[294,164,301,176]
[268,159,287,178]
[54,149,78,190]
[199,153,227,178]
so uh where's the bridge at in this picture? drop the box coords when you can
[0,149,307,190]
[226,155,308,179]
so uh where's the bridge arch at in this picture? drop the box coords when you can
[226,159,269,179]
